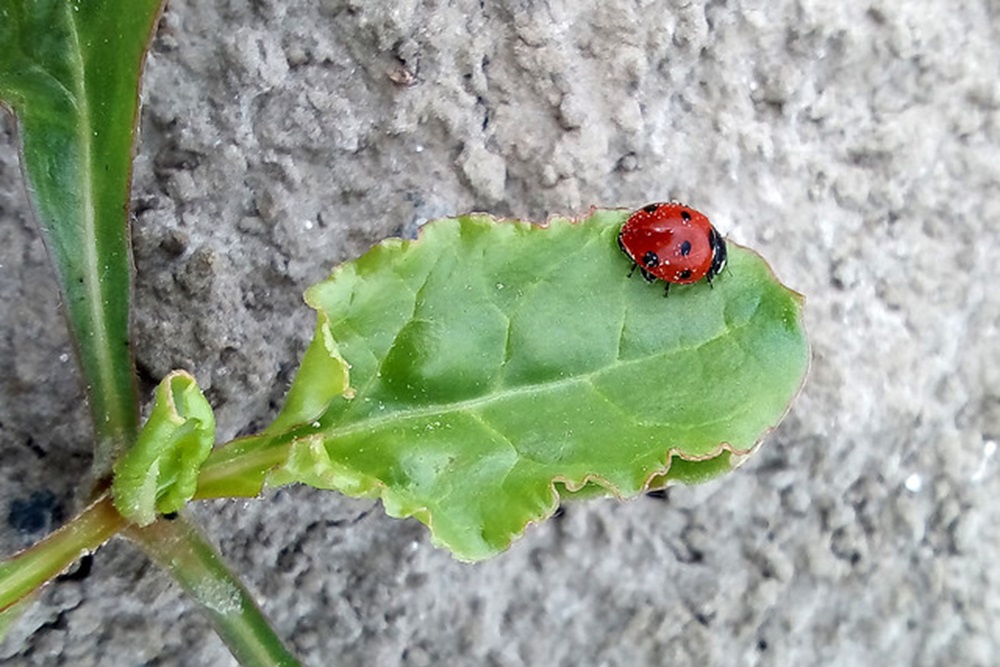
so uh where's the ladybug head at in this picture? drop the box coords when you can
[706,227,727,281]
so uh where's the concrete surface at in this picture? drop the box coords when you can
[2,0,999,665]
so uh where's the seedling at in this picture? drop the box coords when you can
[0,3,808,664]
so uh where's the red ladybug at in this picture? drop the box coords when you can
[617,202,727,296]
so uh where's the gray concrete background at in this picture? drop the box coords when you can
[2,0,998,665]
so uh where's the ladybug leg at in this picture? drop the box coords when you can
[639,268,657,283]
[662,282,670,298]
[706,274,714,289]
[627,263,638,279]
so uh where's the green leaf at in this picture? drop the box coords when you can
[282,209,811,560]
[113,372,215,526]
[0,0,165,474]
[211,209,809,561]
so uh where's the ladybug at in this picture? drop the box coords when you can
[617,202,727,296]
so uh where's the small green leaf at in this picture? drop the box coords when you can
[213,209,808,561]
[113,371,215,526]
[0,0,164,472]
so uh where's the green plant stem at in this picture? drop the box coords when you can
[0,496,124,612]
[126,513,302,667]
[194,437,294,500]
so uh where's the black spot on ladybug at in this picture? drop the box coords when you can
[679,240,692,256]
[678,269,693,280]
[642,203,659,213]
[642,251,659,268]
[680,210,692,221]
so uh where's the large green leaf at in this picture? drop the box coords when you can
[0,0,164,473]
[199,209,809,561]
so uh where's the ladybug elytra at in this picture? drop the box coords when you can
[617,202,727,296]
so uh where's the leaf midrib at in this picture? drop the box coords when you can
[64,7,122,441]
[321,309,765,441]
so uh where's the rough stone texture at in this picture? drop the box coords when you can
[2,0,999,665]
